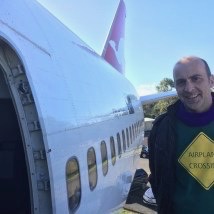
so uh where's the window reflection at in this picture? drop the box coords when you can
[117,133,122,157]
[66,158,81,213]
[122,130,126,152]
[100,141,108,176]
[87,147,97,190]
[110,137,116,165]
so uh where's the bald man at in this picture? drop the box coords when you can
[148,56,214,214]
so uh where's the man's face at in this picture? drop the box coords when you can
[173,59,214,113]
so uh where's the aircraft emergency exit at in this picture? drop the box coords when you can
[0,0,145,213]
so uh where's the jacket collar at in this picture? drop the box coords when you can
[169,92,214,126]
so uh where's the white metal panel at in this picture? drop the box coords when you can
[0,0,144,213]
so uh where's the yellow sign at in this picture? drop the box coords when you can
[179,132,214,190]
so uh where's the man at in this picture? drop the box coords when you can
[148,56,214,214]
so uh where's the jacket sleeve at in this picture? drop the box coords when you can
[148,113,166,199]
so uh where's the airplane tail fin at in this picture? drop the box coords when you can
[101,0,126,74]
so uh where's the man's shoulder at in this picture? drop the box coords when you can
[153,113,167,126]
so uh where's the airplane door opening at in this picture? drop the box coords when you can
[0,79,30,213]
[0,40,52,214]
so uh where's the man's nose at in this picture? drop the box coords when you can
[184,80,194,92]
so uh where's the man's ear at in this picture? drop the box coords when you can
[210,74,214,88]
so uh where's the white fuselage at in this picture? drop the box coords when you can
[0,0,144,213]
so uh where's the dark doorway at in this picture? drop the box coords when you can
[0,77,31,213]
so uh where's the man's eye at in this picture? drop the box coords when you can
[192,76,200,82]
[176,80,185,86]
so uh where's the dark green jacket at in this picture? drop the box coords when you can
[148,93,214,214]
[148,100,180,214]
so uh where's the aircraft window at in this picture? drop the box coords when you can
[122,130,126,152]
[132,124,135,140]
[137,122,139,136]
[66,158,81,213]
[117,133,122,157]
[141,120,143,132]
[136,122,138,135]
[129,126,132,144]
[137,123,138,135]
[141,120,144,133]
[135,123,137,136]
[139,121,142,133]
[100,141,108,176]
[87,147,98,190]
[141,119,144,133]
[137,122,139,135]
[126,128,130,148]
[110,137,116,165]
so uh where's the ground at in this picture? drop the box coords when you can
[112,158,157,214]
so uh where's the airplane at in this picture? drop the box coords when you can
[0,0,178,213]
[140,90,177,105]
[0,0,147,213]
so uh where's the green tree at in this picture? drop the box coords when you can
[143,78,178,118]
[143,102,156,118]
[156,78,174,92]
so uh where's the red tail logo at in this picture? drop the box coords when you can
[101,0,126,74]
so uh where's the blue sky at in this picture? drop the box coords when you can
[37,0,214,96]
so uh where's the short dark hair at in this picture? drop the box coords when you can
[174,56,212,78]
[201,58,211,76]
